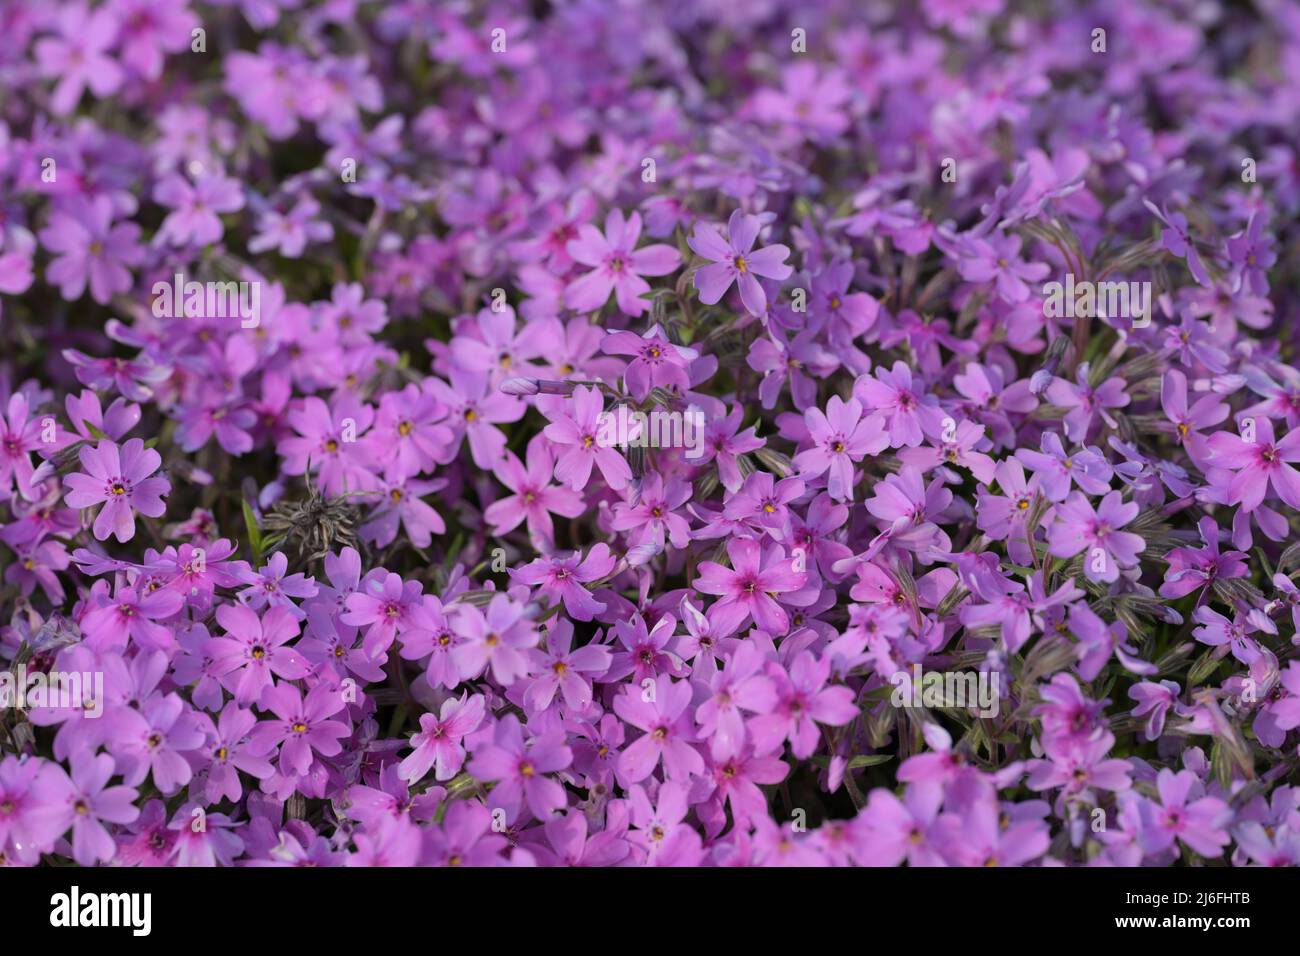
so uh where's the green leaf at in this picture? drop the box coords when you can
[810,753,892,770]
[242,500,264,563]
[845,754,893,770]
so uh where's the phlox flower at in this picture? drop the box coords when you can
[689,210,793,316]
[62,438,170,543]
[399,693,486,783]
[565,209,681,316]
[693,537,807,637]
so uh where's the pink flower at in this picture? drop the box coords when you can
[693,537,807,637]
[689,210,793,316]
[1047,491,1144,583]
[511,544,616,622]
[247,682,352,778]
[600,325,697,401]
[748,652,858,759]
[564,209,681,316]
[484,441,585,547]
[793,395,887,501]
[154,171,245,246]
[62,438,170,542]
[541,385,633,491]
[399,693,486,783]
[524,621,612,711]
[1205,416,1300,512]
[207,603,311,706]
[468,714,572,823]
[613,675,704,785]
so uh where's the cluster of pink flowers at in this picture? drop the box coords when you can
[2,0,1300,867]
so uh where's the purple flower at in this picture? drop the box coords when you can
[1014,431,1112,502]
[40,197,145,304]
[694,537,807,637]
[468,714,572,823]
[1046,363,1130,443]
[0,756,77,864]
[342,570,423,657]
[202,703,274,803]
[600,325,696,401]
[512,545,616,623]
[0,392,44,501]
[63,438,170,542]
[1205,416,1300,511]
[82,583,183,653]
[1139,769,1232,858]
[107,693,206,794]
[485,443,585,547]
[1129,680,1181,741]
[248,195,334,258]
[541,385,633,491]
[449,594,538,685]
[33,4,124,114]
[248,682,351,778]
[689,210,793,316]
[278,395,378,496]
[59,752,139,865]
[564,210,680,316]
[1047,491,1145,583]
[154,172,245,247]
[525,621,612,711]
[237,552,319,619]
[612,675,703,785]
[854,361,945,448]
[793,396,887,501]
[208,603,311,706]
[399,693,486,783]
[748,653,858,759]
